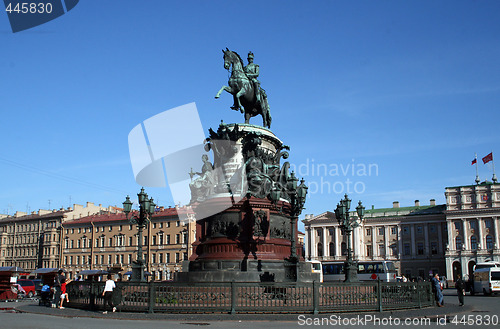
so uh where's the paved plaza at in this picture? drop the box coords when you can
[1,289,499,328]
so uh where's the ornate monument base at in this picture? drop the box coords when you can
[177,122,318,282]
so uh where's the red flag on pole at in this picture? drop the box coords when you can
[482,152,493,164]
[472,158,477,165]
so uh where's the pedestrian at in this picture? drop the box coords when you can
[52,269,65,308]
[101,274,116,314]
[59,278,71,309]
[431,273,444,307]
[455,274,465,306]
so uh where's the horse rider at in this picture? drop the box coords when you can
[244,51,262,105]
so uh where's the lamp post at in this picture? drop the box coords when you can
[270,172,308,281]
[123,188,156,282]
[334,194,365,283]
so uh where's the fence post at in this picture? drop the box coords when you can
[417,282,422,309]
[377,279,383,312]
[148,281,155,314]
[312,281,319,314]
[230,281,236,314]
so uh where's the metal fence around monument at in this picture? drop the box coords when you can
[65,280,433,314]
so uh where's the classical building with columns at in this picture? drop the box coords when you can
[303,199,447,280]
[444,182,500,280]
[304,182,500,281]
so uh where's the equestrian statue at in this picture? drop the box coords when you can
[215,49,272,129]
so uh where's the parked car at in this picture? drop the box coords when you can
[17,279,36,298]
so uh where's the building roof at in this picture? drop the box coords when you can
[62,206,192,226]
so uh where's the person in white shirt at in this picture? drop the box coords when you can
[101,274,116,314]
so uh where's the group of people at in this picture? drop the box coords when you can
[431,273,465,307]
[51,269,71,309]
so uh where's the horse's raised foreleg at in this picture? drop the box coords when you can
[215,85,232,99]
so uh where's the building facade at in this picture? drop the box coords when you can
[0,203,119,271]
[444,182,500,280]
[304,182,500,282]
[61,206,196,281]
[304,199,448,280]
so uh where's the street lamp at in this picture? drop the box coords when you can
[270,172,308,281]
[335,194,365,283]
[123,188,156,282]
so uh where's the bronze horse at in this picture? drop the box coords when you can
[215,49,271,128]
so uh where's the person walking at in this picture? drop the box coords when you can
[455,274,465,306]
[52,269,65,308]
[102,274,116,314]
[431,273,444,307]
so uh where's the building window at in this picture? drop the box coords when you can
[159,223,163,228]
[485,220,492,229]
[456,236,463,250]
[366,245,372,257]
[404,244,411,256]
[391,227,397,235]
[128,254,132,264]
[175,252,180,263]
[166,253,170,263]
[159,253,163,263]
[95,255,99,265]
[166,235,171,244]
[176,221,180,227]
[431,242,438,255]
[158,233,164,245]
[470,221,477,230]
[328,228,334,236]
[108,255,112,264]
[129,225,133,230]
[417,226,422,234]
[167,222,171,228]
[470,236,477,250]
[100,255,104,264]
[153,223,156,229]
[341,242,347,256]
[152,253,156,264]
[486,235,494,250]
[390,244,397,256]
[119,225,122,231]
[378,228,384,236]
[152,235,157,246]
[109,226,112,232]
[129,236,133,246]
[78,228,81,234]
[176,234,181,244]
[366,228,371,236]
[378,244,385,256]
[317,243,323,257]
[454,222,461,230]
[109,237,112,247]
[417,243,424,255]
[403,226,409,235]
[329,242,335,256]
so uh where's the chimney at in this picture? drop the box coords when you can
[430,199,436,206]
[415,200,420,207]
[393,201,400,208]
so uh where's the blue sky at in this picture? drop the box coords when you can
[1,1,499,231]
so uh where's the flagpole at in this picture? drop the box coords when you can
[492,151,497,183]
[475,153,480,184]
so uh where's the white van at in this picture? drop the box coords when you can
[471,267,500,295]
[307,260,323,283]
